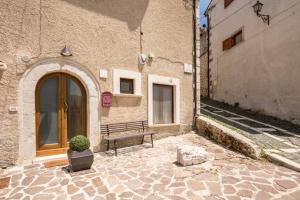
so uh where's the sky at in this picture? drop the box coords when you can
[200,0,211,26]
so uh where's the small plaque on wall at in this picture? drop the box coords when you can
[184,63,193,74]
[99,69,108,79]
[102,91,112,107]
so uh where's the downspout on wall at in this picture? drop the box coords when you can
[206,13,210,99]
[192,0,198,128]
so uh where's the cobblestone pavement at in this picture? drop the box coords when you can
[1,133,300,200]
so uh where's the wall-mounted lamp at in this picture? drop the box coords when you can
[252,1,270,25]
[148,52,155,62]
[138,53,155,65]
[138,53,147,65]
[61,45,72,56]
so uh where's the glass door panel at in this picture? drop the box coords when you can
[153,84,174,124]
[38,77,59,147]
[66,78,85,141]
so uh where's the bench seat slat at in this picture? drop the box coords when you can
[101,120,148,135]
[106,126,143,130]
[106,132,154,141]
[104,128,142,133]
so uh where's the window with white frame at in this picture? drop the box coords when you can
[120,78,134,94]
[113,69,142,96]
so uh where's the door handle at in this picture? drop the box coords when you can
[64,101,68,113]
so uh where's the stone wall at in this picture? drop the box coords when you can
[0,0,194,167]
[200,53,209,98]
[200,27,209,98]
[196,116,261,159]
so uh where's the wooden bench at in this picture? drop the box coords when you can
[101,120,155,156]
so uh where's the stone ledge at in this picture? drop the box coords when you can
[196,116,262,159]
[264,151,300,172]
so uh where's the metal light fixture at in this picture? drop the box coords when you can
[61,45,72,56]
[252,1,270,25]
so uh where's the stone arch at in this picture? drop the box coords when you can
[18,59,101,164]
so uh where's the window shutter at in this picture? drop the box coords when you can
[223,37,233,51]
[224,0,234,8]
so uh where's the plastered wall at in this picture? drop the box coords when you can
[0,0,194,166]
[207,0,300,125]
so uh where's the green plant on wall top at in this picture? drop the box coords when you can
[69,135,90,152]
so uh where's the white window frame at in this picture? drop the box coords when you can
[148,74,180,126]
[113,69,142,96]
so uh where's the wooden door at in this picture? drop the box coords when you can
[35,73,87,157]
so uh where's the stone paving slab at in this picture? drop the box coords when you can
[1,133,300,200]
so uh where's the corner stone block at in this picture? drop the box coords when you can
[177,145,210,166]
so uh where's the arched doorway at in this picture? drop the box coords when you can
[18,60,100,164]
[35,73,87,156]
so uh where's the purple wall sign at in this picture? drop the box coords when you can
[102,91,112,107]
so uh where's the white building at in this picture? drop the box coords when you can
[205,0,300,125]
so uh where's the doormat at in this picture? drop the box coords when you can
[62,166,96,177]
[44,159,69,168]
[0,177,10,189]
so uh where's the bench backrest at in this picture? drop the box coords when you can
[101,120,148,136]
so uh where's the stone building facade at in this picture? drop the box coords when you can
[205,0,300,124]
[195,2,201,116]
[199,27,209,98]
[0,0,196,167]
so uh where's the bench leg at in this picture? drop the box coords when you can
[141,135,144,144]
[150,134,154,148]
[107,140,110,151]
[114,140,117,156]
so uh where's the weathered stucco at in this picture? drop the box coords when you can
[207,0,300,125]
[0,0,194,166]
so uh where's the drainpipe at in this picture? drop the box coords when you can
[192,0,197,128]
[206,12,210,99]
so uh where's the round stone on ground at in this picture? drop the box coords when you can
[177,145,210,166]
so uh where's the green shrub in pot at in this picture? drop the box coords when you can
[68,135,94,172]
[69,135,90,152]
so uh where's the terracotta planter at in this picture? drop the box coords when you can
[67,149,94,172]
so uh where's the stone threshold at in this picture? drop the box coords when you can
[33,154,67,164]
